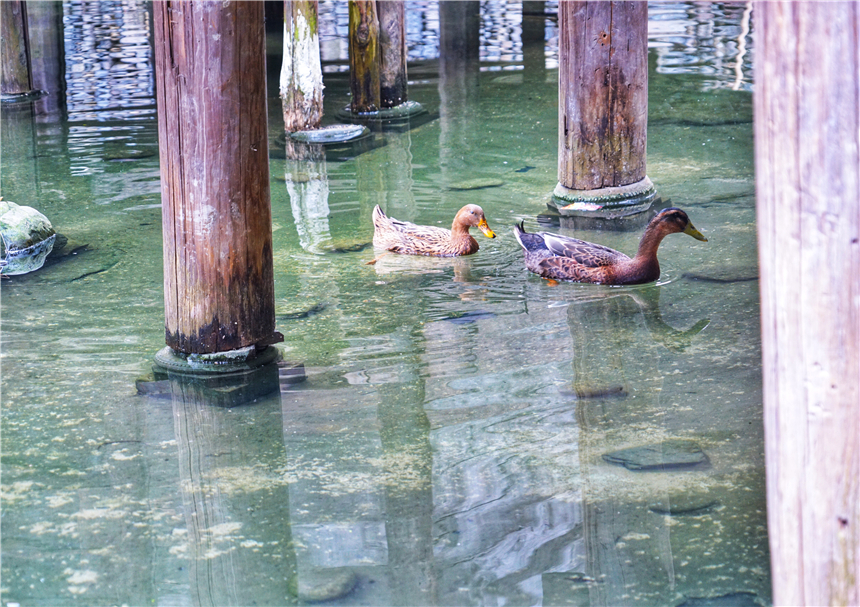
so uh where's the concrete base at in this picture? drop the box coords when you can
[289,124,370,144]
[336,100,428,131]
[154,344,280,375]
[550,176,657,217]
[140,346,305,408]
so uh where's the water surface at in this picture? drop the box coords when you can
[1,2,766,605]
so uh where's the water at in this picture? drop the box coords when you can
[1,2,766,605]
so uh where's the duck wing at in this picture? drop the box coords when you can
[372,205,454,254]
[541,233,630,268]
[390,218,449,240]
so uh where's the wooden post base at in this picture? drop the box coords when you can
[139,346,306,407]
[551,176,656,216]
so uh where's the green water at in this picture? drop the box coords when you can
[1,3,766,606]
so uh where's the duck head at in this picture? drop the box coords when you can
[652,207,708,241]
[454,204,496,238]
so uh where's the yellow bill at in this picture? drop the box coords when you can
[684,222,708,242]
[478,218,496,239]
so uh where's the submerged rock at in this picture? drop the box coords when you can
[0,200,57,275]
[649,492,719,516]
[682,271,758,284]
[321,241,372,254]
[602,439,710,471]
[288,568,358,603]
[277,302,327,321]
[103,148,156,161]
[447,178,505,191]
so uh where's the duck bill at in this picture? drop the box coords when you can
[684,223,708,242]
[478,219,496,239]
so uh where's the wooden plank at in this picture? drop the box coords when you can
[558,1,648,190]
[348,0,380,113]
[153,1,277,354]
[754,3,860,605]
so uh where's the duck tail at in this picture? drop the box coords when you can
[371,205,387,228]
[512,221,544,252]
[512,221,527,250]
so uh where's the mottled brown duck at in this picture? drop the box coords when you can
[369,204,496,262]
[513,207,707,285]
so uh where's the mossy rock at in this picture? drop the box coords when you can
[0,201,57,275]
[287,568,358,603]
[447,178,506,191]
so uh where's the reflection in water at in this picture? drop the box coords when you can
[61,1,159,178]
[423,306,583,605]
[283,142,334,254]
[169,379,293,607]
[648,1,754,90]
[281,344,435,603]
[62,0,154,120]
[568,287,767,605]
[318,1,753,85]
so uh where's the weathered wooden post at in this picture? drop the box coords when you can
[280,0,323,133]
[377,1,407,108]
[341,0,422,125]
[279,0,365,151]
[152,1,281,365]
[348,0,380,113]
[754,3,859,606]
[554,1,654,218]
[1,0,34,97]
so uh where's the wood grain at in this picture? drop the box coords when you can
[280,0,323,133]
[1,1,32,95]
[754,3,859,605]
[348,0,380,113]
[153,1,277,354]
[558,1,648,190]
[378,1,407,108]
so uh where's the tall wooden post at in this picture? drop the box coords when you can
[377,1,407,108]
[555,1,653,211]
[280,0,323,133]
[1,1,33,96]
[153,1,279,355]
[755,4,859,606]
[348,0,380,113]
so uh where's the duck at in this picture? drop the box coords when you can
[513,207,707,285]
[369,204,496,262]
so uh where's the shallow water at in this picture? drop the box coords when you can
[1,2,766,606]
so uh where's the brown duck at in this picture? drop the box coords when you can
[513,207,707,285]
[370,204,496,260]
